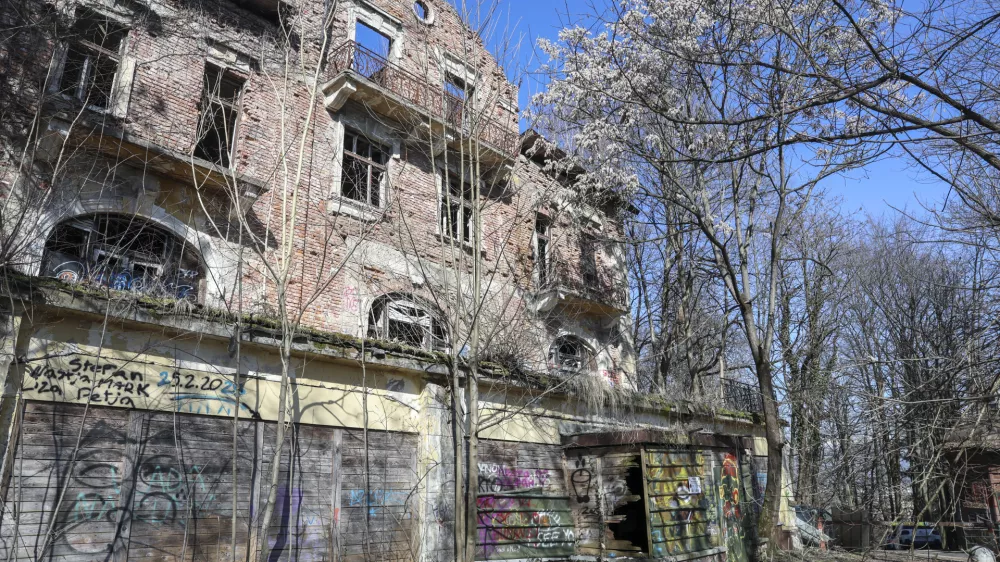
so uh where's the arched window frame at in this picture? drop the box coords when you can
[41,213,205,302]
[548,335,594,375]
[367,294,449,352]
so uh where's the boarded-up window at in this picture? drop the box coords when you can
[1,403,130,560]
[127,411,259,562]
[644,449,719,557]
[475,441,574,560]
[262,423,337,562]
[0,402,418,562]
[339,430,419,562]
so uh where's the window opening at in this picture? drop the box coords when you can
[354,21,392,63]
[43,214,203,301]
[548,336,592,375]
[534,214,550,285]
[195,64,245,168]
[441,175,474,243]
[341,130,388,207]
[444,73,471,128]
[368,296,448,351]
[60,9,127,110]
[413,1,429,21]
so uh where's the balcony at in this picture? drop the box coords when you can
[321,41,519,165]
[722,379,764,414]
[532,260,628,317]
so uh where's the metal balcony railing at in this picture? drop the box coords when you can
[326,41,519,159]
[722,379,764,414]
[539,259,628,313]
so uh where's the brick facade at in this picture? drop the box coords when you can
[0,0,632,382]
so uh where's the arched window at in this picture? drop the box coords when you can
[548,336,593,374]
[42,214,204,301]
[368,294,448,351]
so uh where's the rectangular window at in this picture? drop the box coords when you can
[444,74,470,128]
[195,64,245,168]
[60,9,128,110]
[353,21,391,81]
[341,130,388,207]
[440,176,474,243]
[534,214,550,285]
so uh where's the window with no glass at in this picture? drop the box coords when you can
[444,73,471,127]
[59,9,128,110]
[341,130,388,207]
[548,336,592,374]
[440,175,475,243]
[195,64,245,168]
[534,213,551,285]
[42,214,203,301]
[368,295,448,351]
[413,1,430,21]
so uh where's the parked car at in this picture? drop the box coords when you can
[913,526,943,549]
[882,525,909,550]
[882,524,944,550]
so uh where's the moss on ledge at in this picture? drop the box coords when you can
[1,270,764,424]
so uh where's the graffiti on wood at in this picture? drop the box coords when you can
[645,451,719,558]
[476,496,575,559]
[717,452,750,562]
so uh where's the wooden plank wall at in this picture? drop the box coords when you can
[475,440,574,560]
[128,410,259,562]
[643,449,719,557]
[338,430,418,562]
[0,402,418,562]
[262,423,336,562]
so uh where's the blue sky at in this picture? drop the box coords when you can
[468,0,950,216]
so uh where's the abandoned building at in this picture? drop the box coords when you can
[0,0,796,560]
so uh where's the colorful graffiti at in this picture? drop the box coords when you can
[476,495,575,560]
[345,488,411,517]
[645,451,718,557]
[717,453,750,562]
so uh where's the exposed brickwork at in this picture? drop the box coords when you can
[0,0,630,382]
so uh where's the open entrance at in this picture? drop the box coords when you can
[608,456,649,554]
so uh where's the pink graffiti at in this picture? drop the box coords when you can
[342,286,359,313]
[477,463,550,492]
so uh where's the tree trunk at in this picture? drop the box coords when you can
[755,358,785,556]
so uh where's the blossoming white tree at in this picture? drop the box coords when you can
[532,0,879,552]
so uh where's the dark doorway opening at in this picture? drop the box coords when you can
[608,457,649,553]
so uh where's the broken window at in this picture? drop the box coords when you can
[42,214,203,301]
[368,295,448,351]
[195,64,245,168]
[440,175,475,243]
[59,8,128,110]
[548,336,592,375]
[341,130,388,207]
[444,73,471,128]
[352,21,391,82]
[534,213,551,285]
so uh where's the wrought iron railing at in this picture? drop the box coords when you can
[326,41,519,158]
[539,259,628,312]
[722,378,764,414]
